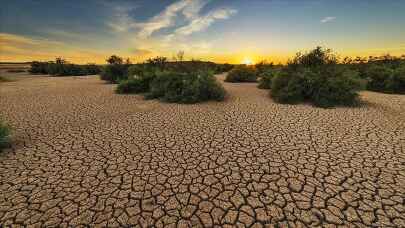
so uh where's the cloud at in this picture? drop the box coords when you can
[320,17,336,23]
[173,8,237,36]
[107,0,237,38]
[132,48,153,56]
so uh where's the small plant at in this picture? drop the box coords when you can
[225,65,257,82]
[257,69,277,89]
[0,119,11,151]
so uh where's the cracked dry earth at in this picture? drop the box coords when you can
[0,73,405,227]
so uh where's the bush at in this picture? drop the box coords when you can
[385,66,405,94]
[271,47,363,108]
[365,65,393,92]
[364,64,405,94]
[116,71,156,94]
[116,79,149,94]
[30,61,49,74]
[100,55,130,83]
[29,59,101,76]
[271,70,307,104]
[100,64,129,83]
[0,120,10,151]
[225,65,257,82]
[257,69,277,89]
[146,71,225,103]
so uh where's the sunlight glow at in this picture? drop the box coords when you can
[242,57,254,65]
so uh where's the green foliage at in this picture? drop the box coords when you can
[271,70,307,104]
[106,55,124,65]
[146,56,168,71]
[255,60,274,75]
[288,46,338,69]
[271,47,363,108]
[365,65,393,92]
[215,63,234,73]
[225,65,257,83]
[29,58,101,76]
[364,64,405,94]
[116,79,149,94]
[0,119,10,151]
[116,71,156,94]
[30,61,49,74]
[100,55,130,83]
[146,71,225,103]
[257,69,277,89]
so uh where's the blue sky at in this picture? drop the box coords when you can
[1,0,404,63]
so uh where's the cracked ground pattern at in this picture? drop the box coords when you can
[0,74,405,227]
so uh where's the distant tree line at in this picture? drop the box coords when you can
[29,58,101,76]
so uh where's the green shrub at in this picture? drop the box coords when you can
[116,79,149,94]
[364,64,405,94]
[0,120,10,151]
[271,47,363,108]
[365,64,393,92]
[271,67,362,107]
[29,59,101,76]
[271,70,307,104]
[146,71,225,103]
[257,69,277,89]
[116,71,156,94]
[30,61,49,74]
[308,69,363,107]
[100,55,130,83]
[225,65,257,82]
[100,64,129,83]
[385,66,405,94]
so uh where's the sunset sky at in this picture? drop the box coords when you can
[1,0,405,64]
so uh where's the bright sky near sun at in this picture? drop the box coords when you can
[1,0,405,64]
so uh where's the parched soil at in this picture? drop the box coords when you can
[0,74,404,227]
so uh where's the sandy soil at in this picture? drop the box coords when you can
[0,73,404,227]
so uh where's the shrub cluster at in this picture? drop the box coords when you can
[271,67,363,107]
[364,64,405,94]
[270,47,363,107]
[29,58,101,76]
[257,69,277,89]
[116,69,226,103]
[225,65,257,82]
[146,71,225,103]
[0,119,10,151]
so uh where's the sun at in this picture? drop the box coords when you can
[242,57,254,65]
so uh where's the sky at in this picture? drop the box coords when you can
[1,0,405,64]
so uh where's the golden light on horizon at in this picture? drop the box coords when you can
[241,57,254,65]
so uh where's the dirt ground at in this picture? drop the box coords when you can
[0,72,404,227]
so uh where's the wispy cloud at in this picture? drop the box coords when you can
[173,8,237,36]
[321,16,336,23]
[107,0,237,38]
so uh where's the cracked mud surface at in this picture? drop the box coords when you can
[0,74,404,227]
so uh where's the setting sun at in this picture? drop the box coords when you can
[242,57,254,65]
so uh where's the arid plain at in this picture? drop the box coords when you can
[0,70,404,227]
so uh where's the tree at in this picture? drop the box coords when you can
[107,55,124,65]
[177,51,185,62]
